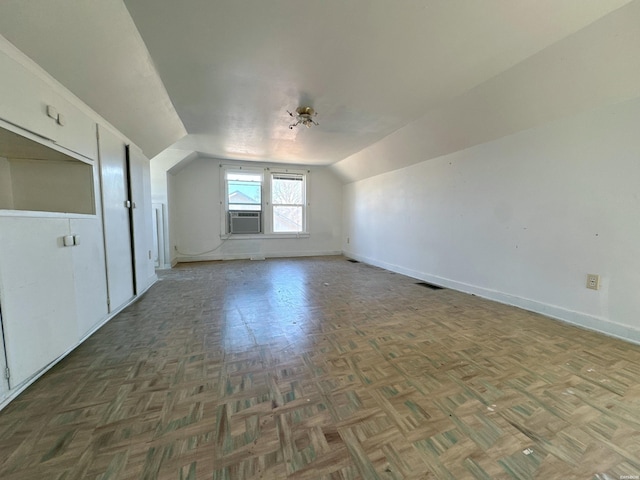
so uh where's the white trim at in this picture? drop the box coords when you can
[220,233,310,240]
[0,277,157,412]
[270,169,307,234]
[177,250,341,263]
[0,210,97,219]
[0,117,95,164]
[219,164,311,236]
[220,164,264,234]
[343,250,640,346]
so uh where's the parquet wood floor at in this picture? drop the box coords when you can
[1,256,640,479]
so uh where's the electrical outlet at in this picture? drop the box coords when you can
[586,274,600,290]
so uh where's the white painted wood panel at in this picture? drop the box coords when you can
[0,46,57,141]
[97,126,134,312]
[152,204,166,268]
[70,217,108,336]
[129,147,156,292]
[0,216,78,387]
[52,94,98,161]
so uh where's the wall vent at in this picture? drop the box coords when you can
[415,282,444,290]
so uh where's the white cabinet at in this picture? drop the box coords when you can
[0,124,95,214]
[0,119,108,389]
[0,47,57,141]
[0,217,78,387]
[52,93,98,161]
[0,39,155,406]
[0,215,108,388]
[0,47,97,161]
[70,217,109,336]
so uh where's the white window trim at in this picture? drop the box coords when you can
[269,168,308,234]
[220,164,310,239]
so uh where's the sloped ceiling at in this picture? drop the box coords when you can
[0,0,186,158]
[0,0,635,176]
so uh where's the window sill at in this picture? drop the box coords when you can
[220,233,310,240]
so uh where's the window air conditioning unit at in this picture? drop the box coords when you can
[229,212,261,234]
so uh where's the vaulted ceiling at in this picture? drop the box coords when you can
[0,1,635,179]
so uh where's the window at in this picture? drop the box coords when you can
[221,165,308,236]
[226,170,262,211]
[271,172,305,233]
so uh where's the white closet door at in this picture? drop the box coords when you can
[98,125,134,312]
[0,216,77,387]
[129,146,155,292]
[70,217,108,336]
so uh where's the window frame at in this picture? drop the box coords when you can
[221,165,264,234]
[269,169,307,234]
[220,164,310,238]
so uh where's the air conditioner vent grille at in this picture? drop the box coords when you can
[229,212,261,234]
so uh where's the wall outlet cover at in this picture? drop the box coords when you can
[586,274,600,290]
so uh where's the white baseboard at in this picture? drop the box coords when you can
[177,250,342,263]
[343,250,640,346]
[0,278,158,412]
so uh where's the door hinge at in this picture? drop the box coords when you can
[5,367,10,381]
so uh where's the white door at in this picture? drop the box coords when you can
[128,146,155,293]
[0,216,78,387]
[70,217,109,337]
[98,125,134,312]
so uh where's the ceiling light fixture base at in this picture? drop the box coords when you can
[288,106,319,129]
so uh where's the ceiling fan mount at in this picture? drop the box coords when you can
[288,106,319,129]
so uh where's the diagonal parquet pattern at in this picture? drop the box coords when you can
[1,256,640,479]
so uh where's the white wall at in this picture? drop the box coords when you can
[332,0,640,183]
[150,149,196,268]
[343,97,640,343]
[170,157,343,261]
[166,169,178,266]
[0,157,13,209]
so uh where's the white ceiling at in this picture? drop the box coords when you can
[0,0,634,170]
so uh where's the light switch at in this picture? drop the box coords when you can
[57,113,66,126]
[63,235,74,247]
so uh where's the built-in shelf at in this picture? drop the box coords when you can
[0,125,95,215]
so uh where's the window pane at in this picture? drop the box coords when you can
[272,176,303,205]
[273,206,302,232]
[228,173,261,211]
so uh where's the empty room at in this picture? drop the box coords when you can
[1,1,640,478]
